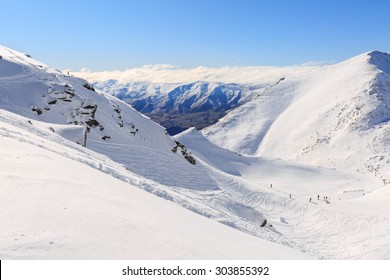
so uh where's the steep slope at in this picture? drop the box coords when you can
[204,51,390,182]
[0,45,211,190]
[0,110,310,259]
[93,80,269,134]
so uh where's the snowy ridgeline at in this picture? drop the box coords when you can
[203,51,390,182]
[1,45,390,259]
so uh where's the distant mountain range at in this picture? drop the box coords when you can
[93,80,274,134]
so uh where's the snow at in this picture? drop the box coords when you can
[177,128,368,198]
[91,80,269,134]
[2,45,390,260]
[0,110,308,259]
[203,51,390,179]
[196,51,390,259]
[176,128,390,259]
[0,45,217,191]
[93,80,260,114]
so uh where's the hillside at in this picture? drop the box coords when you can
[0,45,204,190]
[0,45,316,259]
[203,51,390,182]
[0,109,309,259]
[177,128,390,259]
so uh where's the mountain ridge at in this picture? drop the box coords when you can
[93,79,271,134]
[203,51,390,182]
[0,45,201,188]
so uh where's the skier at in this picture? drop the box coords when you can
[309,197,312,202]
[317,195,320,200]
[289,194,292,199]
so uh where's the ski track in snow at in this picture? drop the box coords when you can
[207,172,390,260]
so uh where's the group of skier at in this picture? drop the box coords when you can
[309,195,330,203]
[270,183,331,204]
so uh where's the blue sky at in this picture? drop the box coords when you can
[2,0,390,71]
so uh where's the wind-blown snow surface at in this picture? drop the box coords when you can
[0,110,309,259]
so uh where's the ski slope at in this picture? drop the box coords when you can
[0,44,313,259]
[176,128,390,259]
[0,110,312,259]
[2,45,390,259]
[203,51,390,180]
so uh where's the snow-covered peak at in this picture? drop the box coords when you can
[367,50,390,73]
[203,50,390,181]
[0,45,61,76]
[335,50,390,72]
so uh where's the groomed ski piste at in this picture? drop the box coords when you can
[1,45,390,259]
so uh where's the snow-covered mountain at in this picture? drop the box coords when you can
[0,45,313,259]
[0,45,202,189]
[0,109,310,259]
[93,80,268,134]
[203,51,390,182]
[2,45,390,260]
[0,45,300,259]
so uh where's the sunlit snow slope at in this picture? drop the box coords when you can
[0,45,313,259]
[0,45,214,190]
[2,45,390,260]
[0,110,310,259]
[177,128,390,259]
[204,51,390,182]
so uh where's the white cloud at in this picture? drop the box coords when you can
[71,64,321,84]
[297,60,335,67]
